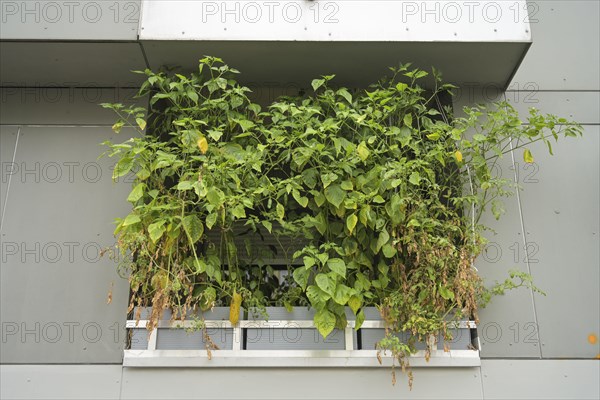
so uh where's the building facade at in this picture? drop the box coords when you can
[1,1,598,398]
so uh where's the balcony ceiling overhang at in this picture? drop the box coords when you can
[142,40,531,90]
[0,39,530,91]
[1,0,532,91]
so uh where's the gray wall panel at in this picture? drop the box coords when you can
[0,42,146,87]
[474,148,541,358]
[4,361,599,399]
[121,367,483,400]
[0,0,140,40]
[518,126,600,358]
[505,91,600,125]
[0,126,132,363]
[0,365,122,400]
[511,1,600,90]
[0,125,19,221]
[454,94,540,358]
[0,89,145,126]
[481,360,600,399]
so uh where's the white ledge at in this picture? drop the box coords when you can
[124,349,480,368]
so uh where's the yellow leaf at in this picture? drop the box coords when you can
[357,141,370,161]
[523,149,534,163]
[229,291,242,325]
[197,136,208,154]
[346,213,358,235]
[112,121,124,133]
[136,117,146,130]
[454,150,463,163]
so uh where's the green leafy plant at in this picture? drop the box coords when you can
[102,56,581,385]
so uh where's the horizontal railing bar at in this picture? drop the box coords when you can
[126,320,477,329]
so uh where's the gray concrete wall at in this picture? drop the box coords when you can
[0,89,142,363]
[1,361,599,400]
[473,0,600,361]
[0,1,598,399]
[0,0,140,40]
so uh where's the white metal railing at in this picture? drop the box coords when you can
[124,319,480,367]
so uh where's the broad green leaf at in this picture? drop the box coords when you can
[315,212,327,235]
[321,172,338,188]
[348,295,362,314]
[396,82,408,91]
[293,267,310,290]
[354,272,372,292]
[207,129,223,141]
[314,308,336,338]
[113,157,133,180]
[341,180,353,190]
[261,220,272,233]
[194,259,207,274]
[386,194,405,225]
[439,285,455,301]
[306,285,330,308]
[180,129,200,147]
[182,215,204,244]
[359,206,370,226]
[248,103,261,115]
[327,258,346,278]
[337,88,352,104]
[311,78,325,91]
[148,221,166,243]
[231,204,246,219]
[276,203,285,219]
[376,229,390,254]
[207,187,225,206]
[382,243,397,258]
[332,284,353,305]
[346,214,358,235]
[303,256,316,268]
[199,287,216,311]
[409,171,421,185]
[206,212,217,229]
[292,190,309,207]
[137,168,150,180]
[314,192,326,207]
[355,309,365,330]
[238,119,255,132]
[325,184,345,208]
[187,90,199,104]
[372,195,385,204]
[403,114,413,127]
[316,253,329,265]
[315,273,335,296]
[473,134,486,142]
[122,214,141,226]
[177,181,194,191]
[127,183,144,203]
